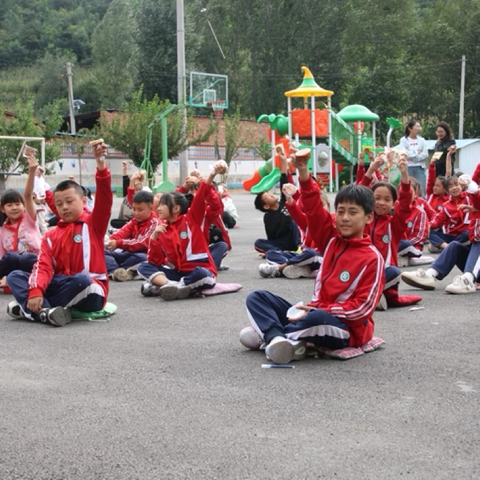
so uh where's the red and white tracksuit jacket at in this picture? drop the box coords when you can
[426,163,449,213]
[404,197,436,248]
[298,176,385,347]
[147,181,217,275]
[28,168,112,304]
[430,192,471,236]
[362,177,413,267]
[110,212,159,252]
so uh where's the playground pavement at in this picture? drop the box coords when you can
[1,191,480,479]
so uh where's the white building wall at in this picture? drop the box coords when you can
[459,144,480,175]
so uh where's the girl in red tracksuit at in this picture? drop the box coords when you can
[428,176,471,250]
[398,178,436,265]
[137,176,218,301]
[361,154,421,308]
[426,161,449,213]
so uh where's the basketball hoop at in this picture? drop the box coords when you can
[207,100,226,119]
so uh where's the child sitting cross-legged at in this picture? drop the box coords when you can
[137,162,225,300]
[240,151,385,364]
[0,154,42,287]
[105,190,158,281]
[6,141,112,327]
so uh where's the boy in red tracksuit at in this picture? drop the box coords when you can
[6,142,112,327]
[105,190,159,281]
[241,152,385,364]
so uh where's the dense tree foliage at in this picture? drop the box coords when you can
[1,0,479,142]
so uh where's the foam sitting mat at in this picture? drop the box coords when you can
[194,283,243,297]
[316,337,386,360]
[70,302,118,321]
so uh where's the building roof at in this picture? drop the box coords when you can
[424,139,480,150]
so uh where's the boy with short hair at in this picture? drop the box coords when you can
[242,153,385,364]
[105,190,159,281]
[7,142,112,327]
[253,152,300,254]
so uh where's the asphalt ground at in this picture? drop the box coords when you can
[1,191,480,479]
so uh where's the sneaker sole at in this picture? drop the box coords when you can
[176,285,191,299]
[445,287,476,294]
[113,269,134,282]
[159,284,179,300]
[401,275,435,291]
[375,294,388,311]
[48,308,72,327]
[266,340,294,364]
[282,265,312,279]
[7,302,26,320]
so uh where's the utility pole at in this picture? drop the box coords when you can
[66,62,76,135]
[459,55,466,139]
[177,0,188,183]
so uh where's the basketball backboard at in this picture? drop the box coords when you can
[189,72,228,109]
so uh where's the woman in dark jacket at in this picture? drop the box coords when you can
[433,121,456,177]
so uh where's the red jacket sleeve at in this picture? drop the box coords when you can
[361,174,373,187]
[285,200,308,232]
[147,236,166,266]
[45,189,58,217]
[127,186,135,206]
[392,181,413,240]
[430,206,448,229]
[426,163,436,196]
[299,175,337,255]
[111,216,159,252]
[89,168,112,237]
[356,164,365,185]
[421,198,436,221]
[472,161,480,184]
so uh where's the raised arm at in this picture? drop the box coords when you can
[23,155,39,221]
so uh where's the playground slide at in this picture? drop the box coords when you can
[243,159,273,191]
[250,167,281,194]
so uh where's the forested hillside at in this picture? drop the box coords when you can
[1,0,480,139]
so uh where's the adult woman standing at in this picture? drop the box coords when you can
[399,120,429,195]
[433,121,456,177]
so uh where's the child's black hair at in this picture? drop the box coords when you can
[254,192,267,212]
[435,175,447,190]
[409,177,422,197]
[334,184,375,215]
[1,189,25,207]
[445,175,459,190]
[132,190,154,205]
[54,180,84,198]
[159,191,190,215]
[371,181,398,203]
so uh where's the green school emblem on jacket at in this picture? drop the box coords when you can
[382,234,390,243]
[73,234,82,243]
[407,221,413,228]
[180,231,188,240]
[339,270,350,282]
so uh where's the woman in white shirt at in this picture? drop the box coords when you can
[399,120,429,197]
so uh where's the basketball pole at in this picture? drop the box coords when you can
[177,0,188,184]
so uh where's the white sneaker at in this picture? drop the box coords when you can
[445,274,476,294]
[375,294,388,311]
[397,256,410,268]
[409,256,435,266]
[159,281,191,300]
[258,263,280,278]
[239,326,265,350]
[282,265,312,279]
[265,336,306,364]
[428,244,441,254]
[401,269,436,290]
[7,301,26,319]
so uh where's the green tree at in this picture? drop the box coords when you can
[99,89,217,175]
[91,0,136,109]
[0,98,63,190]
